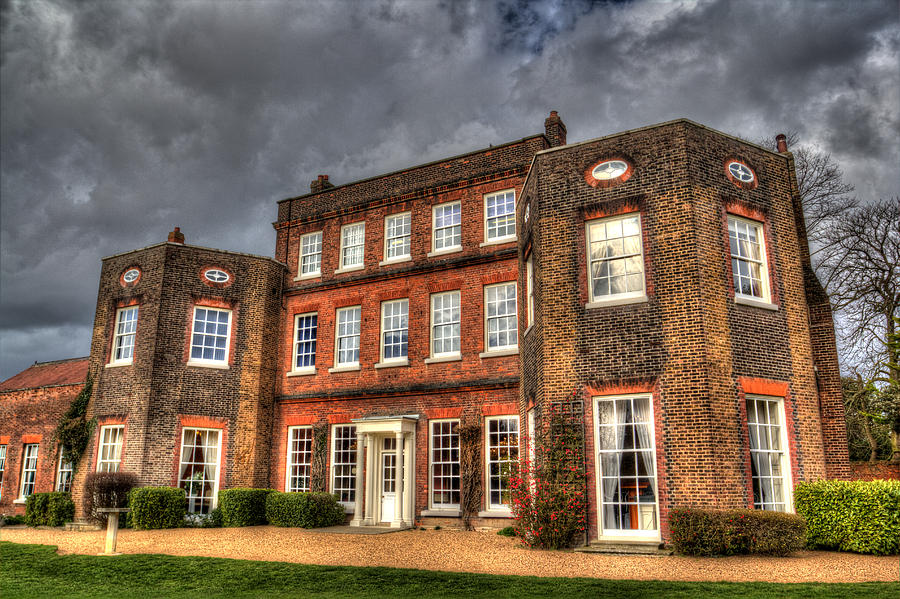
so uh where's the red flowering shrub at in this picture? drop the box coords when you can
[508,395,587,549]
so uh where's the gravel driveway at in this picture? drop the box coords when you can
[1,526,897,583]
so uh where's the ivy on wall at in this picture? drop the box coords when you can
[52,376,96,472]
[310,422,329,493]
[458,419,483,531]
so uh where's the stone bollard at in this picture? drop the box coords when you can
[96,508,130,556]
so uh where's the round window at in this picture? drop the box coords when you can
[122,269,140,283]
[524,202,531,223]
[727,161,755,184]
[204,269,230,283]
[591,160,629,181]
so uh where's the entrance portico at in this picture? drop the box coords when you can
[349,415,417,528]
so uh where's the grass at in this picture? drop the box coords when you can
[2,542,897,599]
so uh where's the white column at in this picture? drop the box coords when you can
[363,433,376,525]
[404,431,415,525]
[393,431,404,527]
[350,432,365,526]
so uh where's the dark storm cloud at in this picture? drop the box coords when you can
[1,0,897,379]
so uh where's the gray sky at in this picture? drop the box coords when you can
[1,0,898,380]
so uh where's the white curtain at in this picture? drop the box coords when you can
[600,401,628,530]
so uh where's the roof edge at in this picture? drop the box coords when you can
[102,242,286,268]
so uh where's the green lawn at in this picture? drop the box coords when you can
[1,542,896,599]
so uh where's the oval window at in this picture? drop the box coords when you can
[524,202,531,223]
[204,269,230,283]
[591,160,629,181]
[727,161,755,184]
[122,269,140,283]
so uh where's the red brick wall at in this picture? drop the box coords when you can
[0,383,82,515]
[849,462,900,481]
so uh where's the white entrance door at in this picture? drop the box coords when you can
[380,437,397,523]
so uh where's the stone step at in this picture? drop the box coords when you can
[65,521,102,532]
[574,542,673,556]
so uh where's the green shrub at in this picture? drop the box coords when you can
[669,508,805,557]
[24,492,75,527]
[265,492,345,528]
[795,480,900,555]
[497,526,515,537]
[129,487,186,530]
[2,514,26,526]
[206,507,223,528]
[218,488,274,527]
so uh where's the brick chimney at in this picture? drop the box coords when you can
[167,227,185,244]
[310,174,335,194]
[776,133,788,153]
[544,110,567,147]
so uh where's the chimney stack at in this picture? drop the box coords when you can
[310,174,335,194]
[776,133,788,153]
[168,227,185,244]
[544,110,567,148]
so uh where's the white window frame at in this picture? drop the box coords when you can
[332,305,361,370]
[338,222,365,272]
[56,448,73,493]
[482,189,516,244]
[378,299,409,366]
[291,312,318,375]
[428,291,461,361]
[286,426,314,492]
[188,306,232,367]
[109,306,138,365]
[526,254,534,330]
[381,212,411,264]
[297,231,323,279]
[746,394,794,512]
[592,393,660,542]
[429,419,460,511]
[19,444,39,499]
[0,444,6,501]
[178,427,222,514]
[484,415,519,512]
[429,201,462,256]
[330,424,357,509]
[482,282,518,356]
[728,215,773,307]
[585,213,647,307]
[97,425,124,472]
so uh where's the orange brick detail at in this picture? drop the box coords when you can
[424,407,463,419]
[738,377,789,397]
[0,435,9,444]
[482,403,517,416]
[180,415,228,429]
[482,270,517,285]
[21,434,42,443]
[428,279,463,293]
[284,415,319,427]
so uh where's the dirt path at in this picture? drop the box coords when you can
[1,526,897,583]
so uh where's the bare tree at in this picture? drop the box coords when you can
[819,199,900,460]
[758,132,856,249]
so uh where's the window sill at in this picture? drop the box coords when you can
[735,296,779,311]
[13,498,28,505]
[293,272,321,282]
[334,265,364,275]
[378,256,412,267]
[585,294,648,309]
[186,361,230,370]
[374,359,409,369]
[286,368,316,377]
[479,348,518,359]
[479,237,516,247]
[477,510,513,519]
[523,324,533,337]
[328,365,360,373]
[421,509,461,517]
[105,361,132,369]
[427,247,462,258]
[424,355,462,364]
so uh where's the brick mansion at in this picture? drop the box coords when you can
[0,113,849,544]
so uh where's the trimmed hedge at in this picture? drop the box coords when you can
[795,480,900,555]
[669,508,806,556]
[129,487,186,530]
[265,492,346,528]
[218,488,274,527]
[24,492,75,527]
[84,471,138,523]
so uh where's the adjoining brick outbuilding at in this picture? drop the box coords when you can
[0,114,849,548]
[0,357,88,514]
